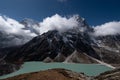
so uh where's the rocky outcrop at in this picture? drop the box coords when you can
[54,53,66,62]
[43,57,53,63]
[64,50,98,63]
[94,68,120,80]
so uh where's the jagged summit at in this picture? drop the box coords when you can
[20,18,41,35]
[20,18,39,26]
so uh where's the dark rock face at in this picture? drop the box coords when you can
[0,46,20,57]
[0,46,22,76]
[0,63,20,76]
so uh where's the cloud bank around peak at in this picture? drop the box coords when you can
[0,14,79,36]
[0,14,80,47]
[93,21,120,36]
[39,14,79,34]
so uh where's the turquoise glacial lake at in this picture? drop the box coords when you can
[0,62,112,79]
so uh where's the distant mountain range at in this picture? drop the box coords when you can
[0,15,120,76]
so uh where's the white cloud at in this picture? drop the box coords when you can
[93,21,120,36]
[39,14,79,34]
[0,16,37,47]
[0,16,36,37]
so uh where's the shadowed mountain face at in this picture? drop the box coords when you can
[5,29,100,62]
[0,63,20,76]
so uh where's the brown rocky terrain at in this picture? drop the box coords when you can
[94,68,120,80]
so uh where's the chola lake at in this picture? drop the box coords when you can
[0,62,112,79]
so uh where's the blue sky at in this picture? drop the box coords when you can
[0,0,119,25]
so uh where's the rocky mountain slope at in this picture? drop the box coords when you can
[5,28,100,63]
[0,63,20,76]
[64,50,98,63]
